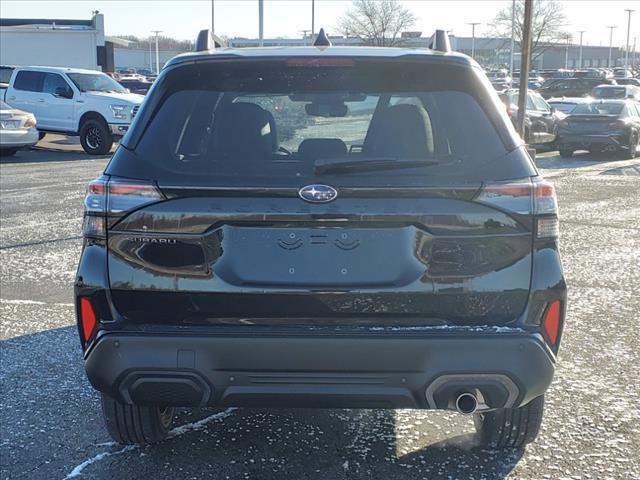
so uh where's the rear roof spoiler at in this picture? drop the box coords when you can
[429,29,452,53]
[194,29,226,51]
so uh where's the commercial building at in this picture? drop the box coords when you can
[0,14,110,70]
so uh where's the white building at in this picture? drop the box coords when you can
[0,14,107,71]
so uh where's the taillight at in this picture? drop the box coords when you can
[533,180,559,239]
[78,297,98,343]
[24,114,37,129]
[82,176,164,239]
[607,120,626,129]
[542,300,562,347]
[474,179,532,214]
[474,177,558,239]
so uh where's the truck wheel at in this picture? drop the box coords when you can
[101,393,175,445]
[621,134,638,160]
[0,148,19,156]
[559,147,573,158]
[473,394,545,448]
[80,118,113,155]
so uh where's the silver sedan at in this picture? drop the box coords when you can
[0,100,39,156]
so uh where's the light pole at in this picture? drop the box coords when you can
[564,34,571,69]
[577,30,585,68]
[151,30,162,75]
[311,0,315,37]
[509,0,515,82]
[211,0,216,34]
[258,0,264,47]
[624,9,634,68]
[607,25,617,68]
[468,22,480,59]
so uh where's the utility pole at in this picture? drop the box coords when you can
[624,9,634,68]
[211,0,216,34]
[564,34,570,69]
[509,0,515,84]
[468,22,480,59]
[258,0,264,47]
[148,37,153,71]
[607,25,617,68]
[516,0,533,140]
[577,31,585,68]
[151,30,162,75]
[311,0,315,37]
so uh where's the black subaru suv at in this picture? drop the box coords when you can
[75,32,566,448]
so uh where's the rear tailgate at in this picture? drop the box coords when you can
[107,188,533,326]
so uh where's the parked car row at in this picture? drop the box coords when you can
[1,66,144,155]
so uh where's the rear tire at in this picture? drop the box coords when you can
[0,148,19,156]
[473,395,545,448]
[80,118,113,155]
[621,134,638,160]
[559,147,573,158]
[101,393,175,445]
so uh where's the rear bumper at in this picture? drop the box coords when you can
[0,128,39,148]
[558,132,628,151]
[85,330,555,410]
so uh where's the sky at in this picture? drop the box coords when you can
[1,0,639,47]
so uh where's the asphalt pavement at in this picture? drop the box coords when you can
[1,136,639,479]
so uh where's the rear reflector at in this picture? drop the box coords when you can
[542,300,562,346]
[79,297,98,343]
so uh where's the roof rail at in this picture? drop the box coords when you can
[429,29,451,53]
[194,29,226,51]
[313,28,331,48]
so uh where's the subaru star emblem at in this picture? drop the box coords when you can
[298,184,338,203]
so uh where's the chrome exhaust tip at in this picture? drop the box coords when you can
[455,392,478,415]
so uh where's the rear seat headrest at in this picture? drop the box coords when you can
[298,138,348,160]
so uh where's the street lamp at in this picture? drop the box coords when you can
[624,9,634,68]
[563,33,571,69]
[577,30,585,68]
[509,0,515,82]
[607,25,617,68]
[258,0,264,47]
[151,30,162,75]
[211,0,215,36]
[468,22,480,59]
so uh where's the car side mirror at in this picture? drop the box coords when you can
[55,87,73,99]
[549,106,556,114]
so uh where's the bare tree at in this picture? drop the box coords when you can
[337,0,417,47]
[490,0,568,61]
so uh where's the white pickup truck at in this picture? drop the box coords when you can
[2,66,144,154]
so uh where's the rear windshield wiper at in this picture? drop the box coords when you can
[314,157,439,174]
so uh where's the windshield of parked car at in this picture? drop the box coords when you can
[571,102,624,115]
[112,59,530,187]
[66,73,126,93]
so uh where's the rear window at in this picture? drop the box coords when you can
[572,103,624,115]
[0,67,14,84]
[111,59,530,187]
[13,70,45,92]
[591,87,626,98]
